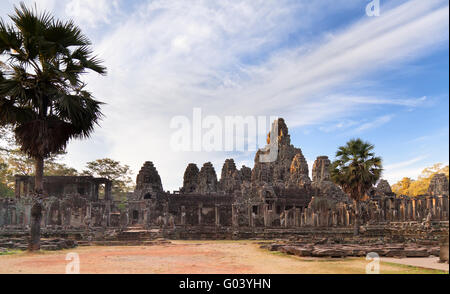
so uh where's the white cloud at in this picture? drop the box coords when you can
[318,119,359,133]
[332,95,428,107]
[354,114,394,133]
[384,155,429,171]
[34,0,57,11]
[65,0,119,27]
[69,0,448,191]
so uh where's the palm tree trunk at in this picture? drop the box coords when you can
[29,155,44,251]
[353,200,360,236]
[35,155,44,191]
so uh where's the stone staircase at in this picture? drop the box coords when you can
[78,226,169,246]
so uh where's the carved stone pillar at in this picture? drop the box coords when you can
[248,205,253,227]
[432,198,437,218]
[215,205,220,227]
[263,204,268,227]
[105,181,112,201]
[294,208,300,227]
[284,210,289,228]
[181,206,186,226]
[231,204,238,227]
[198,203,202,226]
[106,201,111,226]
[15,179,20,198]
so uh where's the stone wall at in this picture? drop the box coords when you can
[0,176,115,229]
[428,173,449,197]
[1,118,449,240]
[14,175,112,201]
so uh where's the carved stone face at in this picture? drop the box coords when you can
[135,161,163,193]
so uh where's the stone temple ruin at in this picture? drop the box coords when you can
[0,119,448,254]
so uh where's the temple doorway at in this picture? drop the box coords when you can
[132,210,139,224]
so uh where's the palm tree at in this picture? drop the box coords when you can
[0,3,106,250]
[330,138,382,235]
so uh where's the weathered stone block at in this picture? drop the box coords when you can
[404,248,429,257]
[291,246,313,257]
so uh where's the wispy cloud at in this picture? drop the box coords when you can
[354,114,394,133]
[65,0,120,27]
[334,95,428,107]
[407,127,450,144]
[318,119,359,133]
[71,0,450,190]
[384,155,429,170]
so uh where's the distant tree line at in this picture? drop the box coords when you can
[391,163,449,197]
[1,126,134,199]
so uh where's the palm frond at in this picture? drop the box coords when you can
[0,2,106,160]
[330,138,383,201]
[14,118,74,157]
[0,19,23,53]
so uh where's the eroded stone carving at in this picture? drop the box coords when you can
[135,161,163,192]
[311,156,349,203]
[181,163,199,193]
[240,166,252,182]
[197,162,218,194]
[252,118,306,187]
[428,173,449,196]
[312,156,331,182]
[377,179,392,195]
[219,159,242,193]
[287,152,311,189]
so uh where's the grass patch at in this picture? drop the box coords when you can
[173,239,260,245]
[0,248,76,257]
[381,262,448,274]
[268,250,291,257]
[0,249,22,256]
[266,249,448,274]
[268,250,355,262]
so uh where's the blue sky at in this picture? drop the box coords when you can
[0,0,448,191]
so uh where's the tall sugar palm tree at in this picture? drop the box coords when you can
[0,3,106,250]
[330,138,382,235]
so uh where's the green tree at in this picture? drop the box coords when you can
[82,158,134,199]
[1,126,78,190]
[392,163,449,197]
[44,161,78,176]
[0,159,14,197]
[392,177,412,196]
[330,138,382,235]
[0,149,78,198]
[0,3,105,250]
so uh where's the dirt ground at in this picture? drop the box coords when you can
[0,240,447,274]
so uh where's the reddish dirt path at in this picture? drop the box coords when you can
[0,241,444,274]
